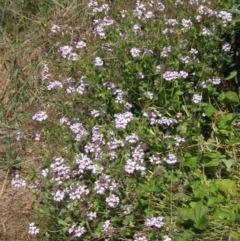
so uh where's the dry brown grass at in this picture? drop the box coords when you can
[0,1,92,239]
[0,169,37,241]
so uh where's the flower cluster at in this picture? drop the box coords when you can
[124,145,146,173]
[95,174,118,193]
[11,174,26,188]
[102,220,114,236]
[58,45,78,61]
[28,222,39,235]
[143,110,178,126]
[145,216,165,228]
[68,225,86,238]
[218,11,233,27]
[114,112,134,129]
[46,80,63,91]
[95,57,104,67]
[32,111,48,122]
[163,70,188,81]
[106,194,120,207]
[131,47,141,57]
[192,94,202,104]
[134,233,148,241]
[164,154,178,164]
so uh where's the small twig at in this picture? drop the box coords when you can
[86,218,95,238]
[170,167,173,226]
[0,168,9,198]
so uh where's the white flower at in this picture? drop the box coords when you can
[90,109,100,117]
[68,225,85,238]
[144,11,154,19]
[76,40,86,49]
[196,15,202,22]
[136,72,145,79]
[58,45,73,58]
[68,52,78,61]
[51,189,65,202]
[190,48,198,54]
[222,43,231,52]
[125,133,139,143]
[163,71,179,81]
[218,11,232,26]
[94,57,104,67]
[161,46,171,58]
[179,70,188,78]
[208,76,221,85]
[133,23,142,34]
[149,155,161,164]
[121,9,128,18]
[32,111,48,122]
[34,132,41,141]
[11,174,26,188]
[41,64,51,81]
[192,94,202,104]
[28,223,39,235]
[164,154,178,164]
[122,204,133,214]
[130,47,141,57]
[134,233,148,241]
[145,216,165,228]
[114,112,134,129]
[106,194,120,207]
[102,220,114,234]
[87,212,97,220]
[165,18,178,26]
[201,27,211,36]
[181,18,192,30]
[50,24,60,33]
[46,80,63,90]
[163,235,172,241]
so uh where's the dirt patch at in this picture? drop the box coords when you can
[0,59,11,107]
[0,169,37,241]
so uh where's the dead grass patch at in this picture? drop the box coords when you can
[0,169,37,241]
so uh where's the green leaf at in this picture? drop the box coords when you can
[193,186,209,198]
[58,219,69,226]
[222,159,236,169]
[180,203,209,230]
[184,154,197,168]
[225,71,237,80]
[216,179,238,196]
[204,104,217,117]
[206,196,220,207]
[204,160,221,167]
[218,91,239,103]
[217,113,236,128]
[225,91,239,103]
[213,209,230,220]
[192,204,209,230]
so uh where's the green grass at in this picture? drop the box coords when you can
[1,0,240,241]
